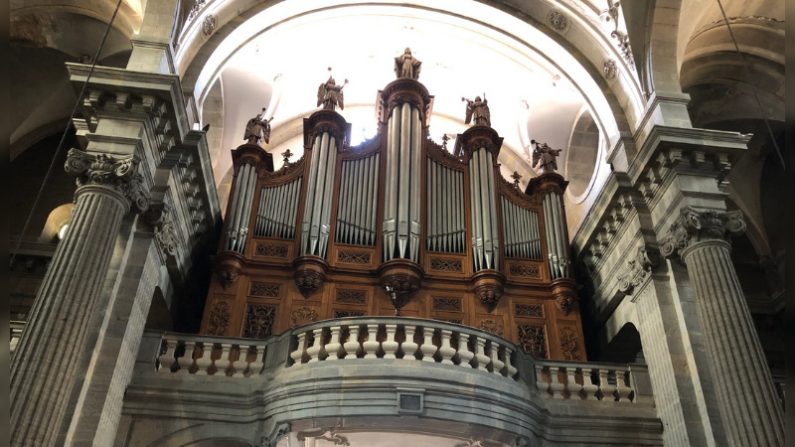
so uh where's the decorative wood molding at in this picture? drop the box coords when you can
[430,257,463,272]
[244,303,277,338]
[515,304,544,318]
[335,289,367,305]
[249,282,280,298]
[255,243,289,258]
[432,297,462,312]
[206,300,231,336]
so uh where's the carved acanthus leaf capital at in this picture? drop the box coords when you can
[617,245,659,296]
[660,206,746,259]
[65,148,150,213]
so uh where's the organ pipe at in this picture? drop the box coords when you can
[542,190,570,278]
[336,153,379,246]
[254,179,301,239]
[301,129,340,258]
[426,159,465,253]
[225,163,258,253]
[383,101,422,262]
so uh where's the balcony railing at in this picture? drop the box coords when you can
[155,316,649,404]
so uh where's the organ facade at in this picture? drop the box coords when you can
[202,71,586,361]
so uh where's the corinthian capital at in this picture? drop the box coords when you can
[65,148,150,213]
[660,206,746,259]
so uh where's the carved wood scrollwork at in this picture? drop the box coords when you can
[244,303,277,338]
[509,263,541,278]
[256,243,289,258]
[430,257,463,272]
[249,282,280,297]
[290,306,319,327]
[517,324,546,358]
[515,304,544,318]
[206,300,231,336]
[479,319,504,337]
[337,250,371,264]
[334,310,365,318]
[559,326,582,361]
[335,289,367,305]
[432,297,462,312]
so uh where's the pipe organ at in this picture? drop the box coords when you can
[202,75,587,361]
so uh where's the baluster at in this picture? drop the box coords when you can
[615,370,632,402]
[420,326,438,362]
[232,345,249,378]
[599,369,616,401]
[290,332,308,365]
[325,326,343,360]
[565,367,583,399]
[194,342,214,375]
[535,365,549,395]
[363,324,380,359]
[249,345,266,376]
[215,343,233,376]
[306,328,324,363]
[400,325,418,360]
[548,366,565,399]
[503,346,517,378]
[489,342,505,376]
[474,337,490,371]
[382,324,399,359]
[178,341,197,374]
[158,338,178,373]
[456,333,474,368]
[343,325,361,359]
[581,367,599,400]
[438,330,455,365]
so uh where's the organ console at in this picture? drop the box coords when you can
[201,52,587,361]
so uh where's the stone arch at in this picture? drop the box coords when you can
[172,0,644,146]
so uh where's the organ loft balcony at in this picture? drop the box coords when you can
[122,69,663,446]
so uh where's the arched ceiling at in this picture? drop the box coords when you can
[177,1,643,233]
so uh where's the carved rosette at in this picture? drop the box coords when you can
[378,259,423,311]
[617,245,660,296]
[216,253,244,289]
[471,270,505,312]
[65,148,150,213]
[660,206,746,260]
[293,256,329,298]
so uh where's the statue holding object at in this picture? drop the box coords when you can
[394,47,422,79]
[317,71,348,111]
[462,94,490,127]
[531,140,562,173]
[244,108,274,145]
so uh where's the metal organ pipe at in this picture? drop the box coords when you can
[384,108,399,260]
[301,136,322,253]
[318,137,337,258]
[409,108,422,261]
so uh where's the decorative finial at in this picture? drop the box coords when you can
[462,93,490,127]
[394,47,422,79]
[530,139,562,173]
[511,171,522,189]
[282,149,293,166]
[441,134,450,151]
[317,68,348,111]
[243,107,274,145]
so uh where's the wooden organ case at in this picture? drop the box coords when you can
[201,77,587,361]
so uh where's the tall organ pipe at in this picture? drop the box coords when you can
[301,136,322,253]
[318,137,337,257]
[409,108,422,261]
[384,108,399,260]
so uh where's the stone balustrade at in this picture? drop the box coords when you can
[289,318,518,379]
[534,361,643,402]
[156,333,270,377]
[154,318,649,405]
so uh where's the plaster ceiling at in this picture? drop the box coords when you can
[199,3,607,189]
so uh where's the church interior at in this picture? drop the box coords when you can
[9,1,786,446]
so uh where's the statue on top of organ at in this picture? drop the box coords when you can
[204,48,586,362]
[244,107,274,144]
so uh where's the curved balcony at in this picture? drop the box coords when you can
[123,317,662,446]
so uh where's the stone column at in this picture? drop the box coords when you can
[10,149,149,446]
[660,206,784,447]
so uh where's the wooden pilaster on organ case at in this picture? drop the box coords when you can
[294,109,351,298]
[455,125,506,312]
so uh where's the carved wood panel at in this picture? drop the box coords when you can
[243,303,278,339]
[517,323,547,359]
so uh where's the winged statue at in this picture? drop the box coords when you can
[531,139,562,173]
[462,94,490,127]
[317,75,348,111]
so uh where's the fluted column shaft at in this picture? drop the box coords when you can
[10,149,148,446]
[11,187,129,446]
[662,206,783,447]
[681,240,784,447]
